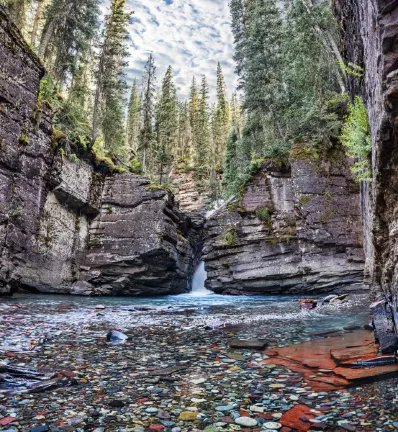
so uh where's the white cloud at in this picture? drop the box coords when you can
[122,0,238,101]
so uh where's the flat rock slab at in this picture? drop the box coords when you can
[331,344,377,364]
[334,364,398,380]
[262,329,382,391]
[229,339,267,350]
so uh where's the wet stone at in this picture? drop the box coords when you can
[0,293,396,432]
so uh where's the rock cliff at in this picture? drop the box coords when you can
[334,0,398,351]
[203,147,365,295]
[0,7,201,296]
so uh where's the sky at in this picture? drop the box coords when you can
[122,0,238,102]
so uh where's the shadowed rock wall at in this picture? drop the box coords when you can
[334,0,398,351]
[203,147,365,295]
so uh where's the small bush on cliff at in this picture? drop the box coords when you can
[223,229,236,247]
[255,207,271,223]
[340,96,372,182]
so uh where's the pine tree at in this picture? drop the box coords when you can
[154,65,179,182]
[229,0,246,89]
[56,51,94,147]
[126,79,141,153]
[139,54,157,174]
[244,0,285,150]
[92,0,132,158]
[39,0,100,86]
[189,77,200,157]
[177,101,192,161]
[195,76,210,178]
[223,127,239,190]
[212,62,230,170]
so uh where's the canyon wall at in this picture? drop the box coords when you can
[0,7,201,296]
[334,0,398,351]
[203,147,366,295]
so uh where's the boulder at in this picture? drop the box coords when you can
[106,330,128,343]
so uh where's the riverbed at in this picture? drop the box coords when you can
[0,292,397,431]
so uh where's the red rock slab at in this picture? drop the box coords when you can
[265,330,375,371]
[261,357,348,391]
[334,364,398,380]
[330,344,377,364]
[280,404,315,431]
[0,417,16,426]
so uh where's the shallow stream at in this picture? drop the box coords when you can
[0,276,397,431]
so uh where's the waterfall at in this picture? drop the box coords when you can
[190,261,212,296]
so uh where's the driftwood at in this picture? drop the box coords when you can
[0,365,72,394]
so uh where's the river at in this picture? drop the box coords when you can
[0,266,397,430]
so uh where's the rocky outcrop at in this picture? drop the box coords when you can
[203,147,365,295]
[0,8,201,296]
[77,175,204,296]
[334,0,398,351]
[170,169,205,213]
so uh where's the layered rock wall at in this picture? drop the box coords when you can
[334,0,398,351]
[203,147,365,295]
[0,8,200,296]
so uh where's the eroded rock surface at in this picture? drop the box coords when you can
[203,149,365,294]
[334,0,398,351]
[80,175,204,296]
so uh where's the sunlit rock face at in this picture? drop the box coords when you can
[203,148,366,295]
[334,0,398,351]
[0,8,203,296]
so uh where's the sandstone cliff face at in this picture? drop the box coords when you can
[0,8,200,296]
[203,147,365,295]
[334,0,398,351]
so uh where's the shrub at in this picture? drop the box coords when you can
[130,158,142,174]
[221,228,236,246]
[340,96,372,182]
[255,207,271,222]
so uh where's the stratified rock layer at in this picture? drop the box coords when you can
[0,8,201,296]
[79,175,203,296]
[203,149,365,294]
[334,0,398,351]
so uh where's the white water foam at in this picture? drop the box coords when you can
[190,261,213,296]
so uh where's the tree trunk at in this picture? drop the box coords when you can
[38,17,56,58]
[30,0,44,49]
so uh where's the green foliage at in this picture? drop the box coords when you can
[129,158,142,174]
[40,0,100,84]
[126,79,141,153]
[340,96,372,182]
[36,74,63,111]
[225,0,345,197]
[255,207,271,222]
[68,153,79,163]
[337,59,364,78]
[194,76,211,179]
[19,134,29,145]
[92,0,132,160]
[139,54,157,174]
[221,227,236,247]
